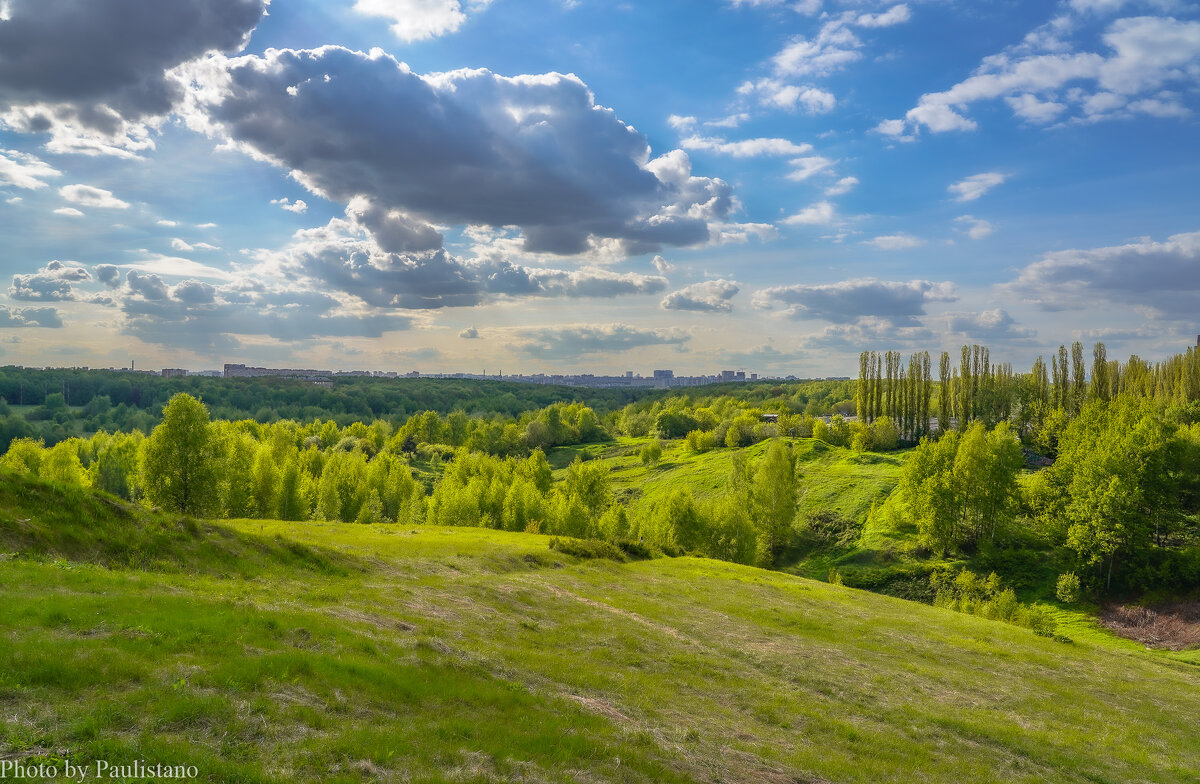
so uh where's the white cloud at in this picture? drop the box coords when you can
[59,184,130,209]
[513,323,690,358]
[459,326,480,339]
[170,238,220,252]
[896,15,1200,134]
[652,255,674,274]
[948,172,1006,202]
[824,176,858,196]
[856,4,911,28]
[737,79,836,113]
[156,219,179,227]
[352,0,492,42]
[52,207,84,217]
[955,215,994,239]
[785,155,834,181]
[864,233,924,249]
[661,279,740,313]
[782,201,836,226]
[680,134,812,157]
[271,197,309,214]
[0,149,60,190]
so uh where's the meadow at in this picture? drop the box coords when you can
[2,471,1199,783]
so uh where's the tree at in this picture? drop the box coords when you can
[751,440,797,565]
[142,393,221,515]
[640,441,663,466]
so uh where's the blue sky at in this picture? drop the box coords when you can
[0,0,1198,376]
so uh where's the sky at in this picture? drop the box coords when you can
[0,0,1198,377]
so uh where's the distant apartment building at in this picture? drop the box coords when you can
[161,368,188,378]
[223,363,332,381]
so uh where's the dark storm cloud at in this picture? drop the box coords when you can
[0,0,267,137]
[204,47,733,254]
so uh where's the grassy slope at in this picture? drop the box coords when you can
[3,473,1200,783]
[551,437,904,525]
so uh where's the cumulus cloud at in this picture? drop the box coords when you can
[785,155,835,181]
[856,4,911,28]
[0,149,60,189]
[782,201,836,226]
[0,305,62,328]
[948,172,1006,202]
[59,184,129,209]
[459,326,480,339]
[864,233,924,249]
[52,207,83,217]
[736,79,837,113]
[94,264,121,288]
[1006,229,1200,318]
[513,324,690,358]
[660,279,740,312]
[943,308,1035,340]
[271,197,308,214]
[200,47,735,256]
[955,215,994,239]
[352,0,492,42]
[0,0,268,154]
[9,260,91,301]
[884,14,1200,135]
[262,208,668,310]
[170,238,220,252]
[652,255,674,274]
[754,277,956,325]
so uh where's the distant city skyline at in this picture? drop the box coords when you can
[1,1,1198,375]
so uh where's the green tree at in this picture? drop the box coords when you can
[751,441,797,565]
[142,394,221,515]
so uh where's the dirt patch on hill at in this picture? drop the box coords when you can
[1100,600,1200,650]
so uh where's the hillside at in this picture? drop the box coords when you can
[3,473,1200,783]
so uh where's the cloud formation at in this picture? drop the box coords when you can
[0,0,268,154]
[755,277,956,325]
[0,305,62,328]
[513,324,690,358]
[10,260,91,301]
[948,172,1006,202]
[880,13,1200,136]
[0,149,60,189]
[59,184,129,209]
[661,279,740,312]
[201,47,735,256]
[352,0,492,42]
[1007,229,1200,319]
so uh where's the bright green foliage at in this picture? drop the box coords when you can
[639,441,663,466]
[898,422,1023,554]
[1049,399,1190,591]
[685,429,715,452]
[88,431,143,500]
[750,440,798,565]
[869,416,900,450]
[1056,572,1081,604]
[0,437,43,474]
[142,393,221,516]
[40,439,86,486]
[564,458,611,515]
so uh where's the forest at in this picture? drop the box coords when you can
[1,344,1197,607]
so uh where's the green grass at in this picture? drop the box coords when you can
[3,471,1200,782]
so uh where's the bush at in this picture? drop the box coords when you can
[548,537,627,562]
[1056,572,1082,604]
[685,429,716,453]
[639,441,663,466]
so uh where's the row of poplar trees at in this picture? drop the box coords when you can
[858,341,1200,441]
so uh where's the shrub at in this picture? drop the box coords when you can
[548,537,627,562]
[639,441,663,466]
[1056,572,1082,604]
[685,429,715,453]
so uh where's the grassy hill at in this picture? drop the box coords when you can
[3,472,1200,783]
